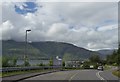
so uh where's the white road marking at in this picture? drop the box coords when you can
[69,71,79,81]
[96,71,105,80]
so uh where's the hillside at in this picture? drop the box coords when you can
[2,40,100,60]
[30,41,99,60]
[2,40,47,59]
[97,49,117,58]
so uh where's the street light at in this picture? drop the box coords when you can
[24,29,31,66]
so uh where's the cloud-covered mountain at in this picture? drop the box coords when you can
[2,40,47,59]
[97,49,117,58]
[1,2,118,50]
[2,40,100,60]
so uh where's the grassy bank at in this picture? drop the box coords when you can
[1,68,82,77]
[104,65,112,70]
[1,69,58,77]
[112,70,120,78]
[0,72,2,77]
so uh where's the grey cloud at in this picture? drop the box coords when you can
[0,2,118,50]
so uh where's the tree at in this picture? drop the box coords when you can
[62,61,65,67]
[0,56,2,67]
[24,60,30,66]
[89,54,101,63]
[106,55,114,64]
[116,46,120,65]
[2,56,10,67]
[12,56,18,67]
[49,57,53,66]
[24,56,30,66]
[38,62,44,66]
[106,48,120,66]
[83,61,90,69]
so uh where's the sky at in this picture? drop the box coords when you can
[0,0,119,51]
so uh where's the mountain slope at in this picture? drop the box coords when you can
[2,40,47,59]
[98,49,115,55]
[97,49,117,58]
[30,41,99,60]
[2,40,100,60]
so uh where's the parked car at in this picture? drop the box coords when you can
[97,66,104,71]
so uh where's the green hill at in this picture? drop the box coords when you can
[31,41,98,60]
[2,40,100,60]
[2,40,47,59]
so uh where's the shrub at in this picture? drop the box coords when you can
[2,56,10,67]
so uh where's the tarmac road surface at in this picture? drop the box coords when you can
[20,69,119,81]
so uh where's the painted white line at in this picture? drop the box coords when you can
[69,71,79,81]
[96,71,105,80]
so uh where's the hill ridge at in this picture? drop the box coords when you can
[2,40,101,60]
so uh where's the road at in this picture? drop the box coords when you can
[18,69,119,81]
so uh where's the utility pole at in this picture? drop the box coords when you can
[24,29,31,66]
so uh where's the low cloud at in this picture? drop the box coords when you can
[0,2,118,50]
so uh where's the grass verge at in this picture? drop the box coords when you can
[1,69,57,77]
[112,70,120,78]
[0,72,2,77]
[104,65,112,70]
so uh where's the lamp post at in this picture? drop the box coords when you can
[24,29,31,66]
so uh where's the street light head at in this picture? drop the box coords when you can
[26,30,31,32]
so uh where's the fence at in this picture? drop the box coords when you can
[1,66,62,72]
